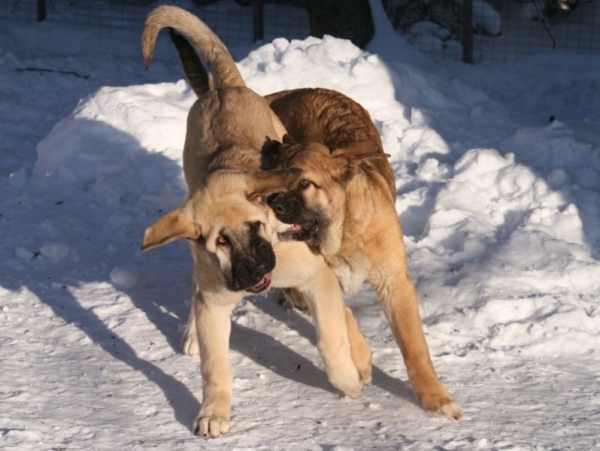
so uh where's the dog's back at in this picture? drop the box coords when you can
[142,6,286,191]
[266,88,396,199]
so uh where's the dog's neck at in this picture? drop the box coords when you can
[321,171,387,292]
[318,213,345,257]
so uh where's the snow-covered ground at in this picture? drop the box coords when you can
[1,2,600,450]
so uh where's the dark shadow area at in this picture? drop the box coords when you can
[231,322,336,395]
[251,296,419,405]
[1,120,199,431]
[27,285,201,428]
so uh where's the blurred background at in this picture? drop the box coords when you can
[1,0,599,63]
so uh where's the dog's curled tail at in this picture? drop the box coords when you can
[142,5,244,89]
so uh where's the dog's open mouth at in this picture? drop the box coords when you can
[246,272,272,294]
[280,220,319,241]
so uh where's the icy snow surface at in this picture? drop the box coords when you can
[1,4,600,451]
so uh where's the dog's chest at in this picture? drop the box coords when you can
[326,249,371,294]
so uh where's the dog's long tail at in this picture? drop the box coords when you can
[168,29,213,97]
[142,5,244,89]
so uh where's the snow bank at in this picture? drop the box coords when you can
[33,81,194,213]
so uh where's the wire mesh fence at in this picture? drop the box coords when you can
[1,0,599,61]
[0,0,310,48]
[383,0,600,61]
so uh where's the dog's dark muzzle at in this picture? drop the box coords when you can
[267,193,303,225]
[268,193,321,243]
[231,237,275,293]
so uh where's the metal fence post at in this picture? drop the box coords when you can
[37,0,47,21]
[253,0,264,42]
[462,0,473,64]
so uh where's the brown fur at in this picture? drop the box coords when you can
[267,90,463,420]
[163,30,462,420]
[141,6,368,438]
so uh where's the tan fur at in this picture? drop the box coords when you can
[267,88,463,420]
[141,6,366,438]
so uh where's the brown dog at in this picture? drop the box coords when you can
[166,30,463,420]
[141,6,367,438]
[266,97,463,419]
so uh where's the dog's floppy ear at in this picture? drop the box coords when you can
[142,208,201,251]
[329,140,390,183]
[246,168,302,201]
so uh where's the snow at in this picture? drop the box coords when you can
[1,2,600,450]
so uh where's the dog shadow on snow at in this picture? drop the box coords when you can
[2,120,416,434]
[248,295,417,403]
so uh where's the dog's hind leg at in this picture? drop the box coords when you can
[181,278,199,355]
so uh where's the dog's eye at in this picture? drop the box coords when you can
[298,179,312,190]
[216,235,230,246]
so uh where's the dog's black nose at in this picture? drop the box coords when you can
[273,202,286,215]
[267,194,286,215]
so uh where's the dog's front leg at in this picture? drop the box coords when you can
[193,299,236,437]
[367,242,463,420]
[273,242,364,398]
[280,289,372,384]
[301,264,364,399]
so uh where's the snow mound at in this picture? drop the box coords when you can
[32,81,194,213]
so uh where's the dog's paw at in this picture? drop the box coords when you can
[193,414,230,438]
[328,370,364,399]
[355,357,372,386]
[421,396,463,420]
[348,335,372,385]
[419,387,463,420]
[181,326,199,356]
[278,289,309,313]
[436,401,463,420]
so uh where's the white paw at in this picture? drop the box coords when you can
[328,369,364,399]
[436,401,463,421]
[193,414,230,438]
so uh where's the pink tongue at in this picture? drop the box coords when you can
[288,224,302,232]
[254,273,272,289]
